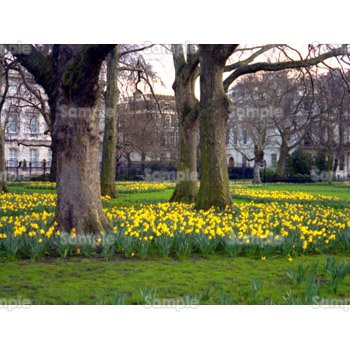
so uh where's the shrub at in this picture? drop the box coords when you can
[286,149,314,176]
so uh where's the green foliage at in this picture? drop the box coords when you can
[26,236,51,261]
[81,234,96,257]
[154,235,174,258]
[325,256,350,293]
[135,238,151,260]
[1,236,21,261]
[174,233,194,259]
[139,287,158,304]
[115,233,137,258]
[101,234,116,261]
[314,150,333,172]
[223,237,243,257]
[250,279,263,303]
[195,234,220,257]
[286,149,314,176]
[296,264,307,284]
[304,276,321,304]
[55,233,76,258]
[96,292,128,305]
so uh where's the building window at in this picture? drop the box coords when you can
[241,154,247,167]
[165,115,171,128]
[8,148,18,166]
[229,156,235,168]
[169,134,175,146]
[29,148,39,165]
[47,149,52,162]
[225,129,230,144]
[29,116,39,134]
[233,130,238,145]
[271,153,277,168]
[339,154,345,171]
[7,115,19,133]
[242,129,248,144]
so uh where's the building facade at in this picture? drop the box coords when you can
[2,69,350,181]
[1,71,51,179]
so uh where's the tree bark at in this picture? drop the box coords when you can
[48,136,57,182]
[195,45,237,210]
[53,102,111,233]
[277,141,289,178]
[8,44,114,233]
[170,44,199,203]
[0,49,8,193]
[0,127,8,193]
[101,46,119,198]
[253,145,264,184]
[170,115,198,202]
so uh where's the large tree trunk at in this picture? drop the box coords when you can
[53,102,111,233]
[52,46,113,234]
[0,127,8,193]
[48,139,57,182]
[277,141,289,178]
[8,44,114,233]
[170,116,198,202]
[100,46,119,198]
[0,50,8,193]
[253,145,264,184]
[195,45,236,210]
[170,44,199,203]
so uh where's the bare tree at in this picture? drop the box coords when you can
[308,69,350,179]
[195,44,349,210]
[100,45,119,198]
[228,74,277,183]
[169,44,200,202]
[0,45,10,192]
[7,44,114,233]
[230,70,316,179]
[195,44,238,209]
[117,93,178,172]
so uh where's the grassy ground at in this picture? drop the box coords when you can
[1,254,349,305]
[1,181,350,305]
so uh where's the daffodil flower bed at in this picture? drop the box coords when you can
[11,181,175,193]
[1,191,350,261]
[10,181,57,190]
[115,181,175,193]
[232,188,347,207]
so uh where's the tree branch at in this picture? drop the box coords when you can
[223,44,349,91]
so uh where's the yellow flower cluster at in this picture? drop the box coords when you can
[115,181,175,192]
[0,192,110,214]
[233,188,339,202]
[0,192,56,214]
[0,210,55,239]
[11,181,175,193]
[105,201,349,249]
[1,188,349,256]
[14,181,56,188]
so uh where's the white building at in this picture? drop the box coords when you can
[1,71,51,178]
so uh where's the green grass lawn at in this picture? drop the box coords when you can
[1,181,350,305]
[1,254,349,305]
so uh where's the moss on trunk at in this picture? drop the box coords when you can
[169,44,199,203]
[101,46,119,198]
[195,45,234,210]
